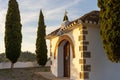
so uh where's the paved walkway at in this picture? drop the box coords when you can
[37,72,70,80]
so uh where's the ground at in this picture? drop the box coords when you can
[0,67,50,80]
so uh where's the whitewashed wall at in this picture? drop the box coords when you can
[0,60,50,69]
[0,62,39,69]
[86,24,120,80]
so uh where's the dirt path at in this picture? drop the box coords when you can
[0,67,50,80]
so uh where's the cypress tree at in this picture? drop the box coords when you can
[36,10,47,66]
[98,0,120,62]
[5,0,22,68]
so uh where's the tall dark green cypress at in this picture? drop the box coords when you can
[36,10,47,66]
[5,0,22,68]
[98,0,120,62]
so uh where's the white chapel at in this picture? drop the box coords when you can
[46,10,120,80]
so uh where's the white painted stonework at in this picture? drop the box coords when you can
[47,11,120,80]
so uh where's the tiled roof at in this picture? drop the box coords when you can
[46,10,99,39]
[80,10,99,23]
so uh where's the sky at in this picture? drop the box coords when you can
[0,0,99,54]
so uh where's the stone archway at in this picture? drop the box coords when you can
[54,35,75,59]
[56,35,75,77]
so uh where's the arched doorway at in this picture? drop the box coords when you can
[54,35,75,59]
[57,40,70,77]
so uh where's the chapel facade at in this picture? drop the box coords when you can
[46,10,120,80]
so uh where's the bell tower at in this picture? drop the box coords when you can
[61,11,70,29]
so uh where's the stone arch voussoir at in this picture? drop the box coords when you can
[54,35,75,59]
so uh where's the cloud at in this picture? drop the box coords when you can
[46,25,60,34]
[0,1,7,53]
[46,0,81,15]
[21,11,38,25]
[0,9,6,34]
[18,0,43,11]
[21,25,59,53]
[21,41,35,53]
[18,0,83,24]
[0,9,8,53]
[44,0,82,21]
[0,0,99,53]
[0,0,82,53]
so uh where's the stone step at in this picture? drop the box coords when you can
[52,78,70,80]
[37,72,70,80]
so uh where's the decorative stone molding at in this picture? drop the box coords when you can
[73,21,77,24]
[89,21,92,24]
[78,19,82,24]
[85,20,88,23]
[54,35,75,59]
[79,25,91,79]
[93,21,97,24]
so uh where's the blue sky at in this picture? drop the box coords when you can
[0,0,99,54]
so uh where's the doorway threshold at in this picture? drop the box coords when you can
[53,77,70,80]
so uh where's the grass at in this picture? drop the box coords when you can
[0,67,50,80]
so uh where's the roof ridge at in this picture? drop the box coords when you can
[46,10,100,39]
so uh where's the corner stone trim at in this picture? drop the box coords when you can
[79,35,86,41]
[81,65,91,71]
[79,26,87,30]
[81,52,91,58]
[79,26,91,80]
[79,46,87,51]
[80,30,88,34]
[80,41,89,45]
[79,59,86,64]
[80,72,89,79]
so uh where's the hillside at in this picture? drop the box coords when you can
[0,51,36,63]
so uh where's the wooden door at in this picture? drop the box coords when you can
[64,42,70,77]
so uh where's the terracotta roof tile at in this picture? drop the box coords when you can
[80,10,99,23]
